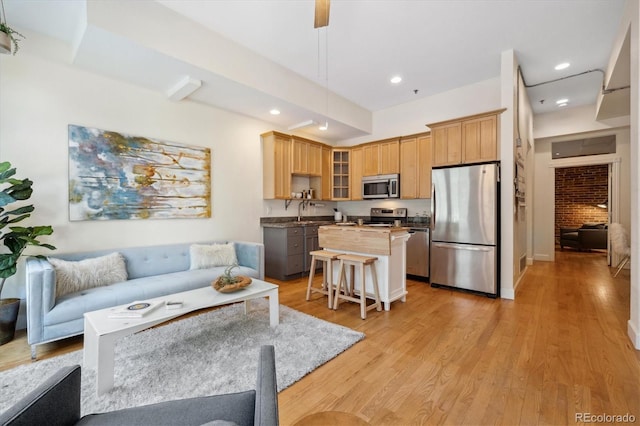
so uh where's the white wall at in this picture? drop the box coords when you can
[0,45,279,325]
[340,78,502,146]
[626,0,639,349]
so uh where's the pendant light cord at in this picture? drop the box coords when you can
[1,0,7,25]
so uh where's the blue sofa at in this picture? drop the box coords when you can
[25,241,264,359]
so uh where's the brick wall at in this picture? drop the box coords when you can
[555,165,609,241]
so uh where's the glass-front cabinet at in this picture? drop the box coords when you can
[332,149,350,200]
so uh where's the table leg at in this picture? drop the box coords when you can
[83,317,98,370]
[94,334,116,396]
[268,289,279,327]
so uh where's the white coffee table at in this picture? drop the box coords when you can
[83,279,279,396]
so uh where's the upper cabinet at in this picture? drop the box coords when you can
[262,131,292,199]
[428,109,505,167]
[350,147,363,201]
[292,136,322,176]
[400,133,432,199]
[462,115,497,164]
[321,146,332,200]
[332,149,350,200]
[362,139,400,176]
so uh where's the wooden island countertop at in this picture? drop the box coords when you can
[319,225,409,256]
[318,225,411,310]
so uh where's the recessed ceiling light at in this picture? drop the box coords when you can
[319,121,328,131]
[555,62,570,70]
[269,109,280,115]
[390,75,402,84]
[557,102,568,107]
[556,98,569,105]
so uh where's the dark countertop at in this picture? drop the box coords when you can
[262,220,335,228]
[260,216,430,229]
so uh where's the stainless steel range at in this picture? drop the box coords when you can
[368,207,407,226]
[368,208,430,280]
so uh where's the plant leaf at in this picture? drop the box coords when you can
[5,205,34,216]
[0,193,16,207]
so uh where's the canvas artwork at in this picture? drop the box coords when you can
[68,125,211,221]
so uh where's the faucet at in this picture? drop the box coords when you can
[297,200,309,221]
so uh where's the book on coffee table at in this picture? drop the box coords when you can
[108,300,163,319]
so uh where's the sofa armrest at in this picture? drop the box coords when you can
[234,241,265,280]
[255,345,279,426]
[560,227,579,235]
[0,365,81,426]
[25,257,57,346]
[578,229,608,250]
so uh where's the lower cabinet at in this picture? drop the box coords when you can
[264,225,320,281]
[304,226,320,272]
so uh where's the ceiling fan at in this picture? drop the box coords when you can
[314,0,330,28]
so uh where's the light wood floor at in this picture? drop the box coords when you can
[1,250,638,425]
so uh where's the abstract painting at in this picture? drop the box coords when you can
[68,125,211,221]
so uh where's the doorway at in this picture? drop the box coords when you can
[555,164,610,260]
[548,153,621,265]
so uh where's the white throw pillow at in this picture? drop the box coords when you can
[190,243,238,270]
[49,252,128,299]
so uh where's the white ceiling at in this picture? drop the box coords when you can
[2,0,629,141]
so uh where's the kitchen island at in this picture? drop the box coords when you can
[318,224,411,310]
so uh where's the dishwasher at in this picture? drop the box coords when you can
[406,228,430,280]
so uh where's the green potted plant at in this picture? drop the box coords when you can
[0,161,55,345]
[0,0,25,55]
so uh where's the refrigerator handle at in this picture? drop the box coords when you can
[430,183,436,231]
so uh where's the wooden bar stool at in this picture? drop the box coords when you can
[333,254,382,319]
[306,250,343,308]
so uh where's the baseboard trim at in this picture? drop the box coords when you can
[534,253,552,262]
[628,320,640,350]
[500,287,515,300]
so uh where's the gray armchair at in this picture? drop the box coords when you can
[0,345,278,426]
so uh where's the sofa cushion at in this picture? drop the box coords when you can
[48,253,128,299]
[190,243,238,270]
[581,223,607,229]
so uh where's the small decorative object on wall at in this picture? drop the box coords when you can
[68,125,211,221]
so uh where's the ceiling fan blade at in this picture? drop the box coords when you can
[314,0,330,28]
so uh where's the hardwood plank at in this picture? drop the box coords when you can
[1,250,638,426]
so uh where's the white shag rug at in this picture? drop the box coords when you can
[0,300,364,415]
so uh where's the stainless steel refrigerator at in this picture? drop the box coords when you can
[430,163,499,297]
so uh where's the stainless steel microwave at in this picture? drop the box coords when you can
[362,174,400,199]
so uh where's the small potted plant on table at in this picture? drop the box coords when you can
[212,264,252,293]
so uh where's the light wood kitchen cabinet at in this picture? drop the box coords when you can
[417,135,432,198]
[462,114,497,164]
[321,146,332,200]
[362,139,400,176]
[400,133,432,199]
[350,147,363,200]
[332,149,350,200]
[428,109,505,167]
[262,131,292,199]
[379,139,400,174]
[431,122,462,167]
[362,144,379,176]
[292,136,322,176]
